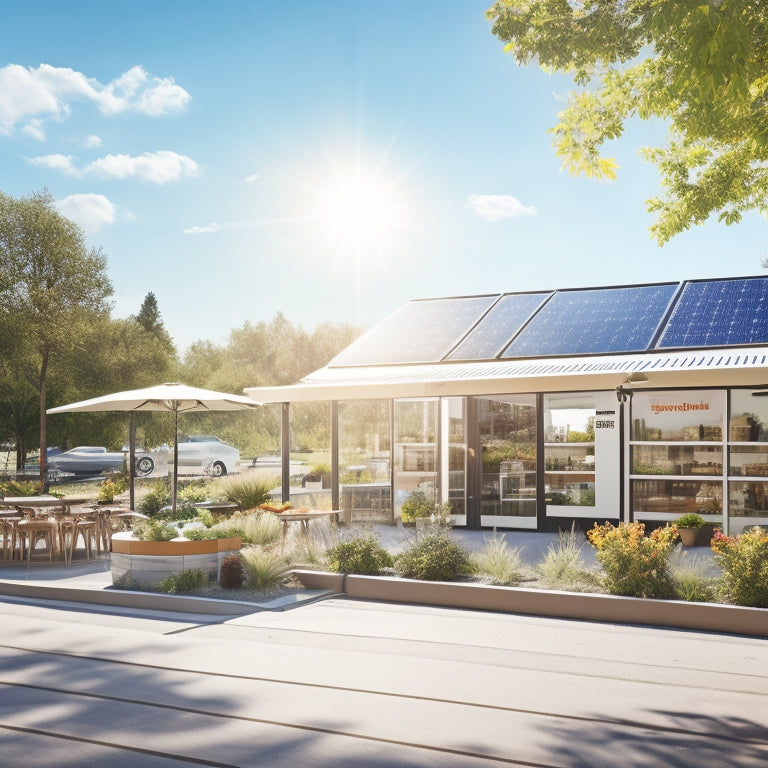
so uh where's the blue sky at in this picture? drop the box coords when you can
[2,1,766,352]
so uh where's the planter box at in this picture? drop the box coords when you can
[290,570,768,639]
[111,535,241,587]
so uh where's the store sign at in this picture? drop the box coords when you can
[649,400,710,414]
[595,409,615,429]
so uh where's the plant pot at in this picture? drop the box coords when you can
[678,527,699,546]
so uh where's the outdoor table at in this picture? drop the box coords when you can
[2,495,91,514]
[194,502,239,520]
[271,509,340,547]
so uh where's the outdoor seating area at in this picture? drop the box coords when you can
[0,495,146,567]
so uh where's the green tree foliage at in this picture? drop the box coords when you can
[487,1,768,243]
[132,291,176,354]
[0,190,112,482]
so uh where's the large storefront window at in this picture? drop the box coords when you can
[630,390,725,523]
[289,401,332,509]
[393,399,438,520]
[338,400,392,524]
[544,393,596,512]
[478,395,537,529]
[728,389,768,531]
[442,398,467,524]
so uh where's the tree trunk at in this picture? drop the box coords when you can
[39,351,48,492]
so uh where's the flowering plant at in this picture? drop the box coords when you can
[710,526,768,607]
[587,521,678,598]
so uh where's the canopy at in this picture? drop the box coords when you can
[48,383,261,514]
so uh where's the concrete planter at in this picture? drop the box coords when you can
[111,534,241,587]
[290,569,767,639]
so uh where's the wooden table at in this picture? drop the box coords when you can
[271,509,340,547]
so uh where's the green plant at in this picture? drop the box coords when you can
[111,573,140,591]
[184,527,245,541]
[159,569,208,594]
[1,479,41,497]
[472,535,525,586]
[587,521,678,598]
[240,546,288,590]
[676,513,706,529]
[139,480,171,516]
[325,535,393,575]
[395,532,474,581]
[98,476,126,502]
[135,519,178,542]
[400,490,436,525]
[668,549,717,603]
[218,476,278,511]
[537,525,602,591]
[220,554,244,589]
[711,527,768,607]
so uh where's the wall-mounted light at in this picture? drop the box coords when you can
[616,385,632,404]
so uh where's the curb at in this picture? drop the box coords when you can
[291,570,768,638]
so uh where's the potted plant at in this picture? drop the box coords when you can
[675,513,706,546]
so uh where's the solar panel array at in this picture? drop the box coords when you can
[328,277,768,367]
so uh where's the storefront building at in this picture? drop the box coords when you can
[245,277,768,535]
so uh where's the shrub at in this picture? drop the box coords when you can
[586,522,678,598]
[240,546,288,590]
[220,554,244,589]
[400,490,436,525]
[219,476,278,511]
[184,527,245,541]
[538,525,602,591]
[139,481,171,516]
[135,519,178,542]
[711,527,768,607]
[159,569,208,594]
[1,479,41,497]
[668,548,717,603]
[395,532,474,581]
[676,513,706,529]
[98,476,126,502]
[472,536,524,586]
[326,535,393,575]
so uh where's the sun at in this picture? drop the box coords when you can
[319,179,393,245]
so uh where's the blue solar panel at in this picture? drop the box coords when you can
[656,278,768,349]
[447,292,552,360]
[501,284,678,357]
[328,296,499,366]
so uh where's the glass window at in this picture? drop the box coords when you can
[631,444,723,476]
[729,390,768,442]
[394,399,438,519]
[478,395,537,522]
[631,391,724,441]
[289,402,331,509]
[544,393,595,507]
[632,479,723,516]
[729,481,768,518]
[338,400,392,524]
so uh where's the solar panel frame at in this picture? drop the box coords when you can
[655,277,768,350]
[446,291,553,361]
[500,282,679,358]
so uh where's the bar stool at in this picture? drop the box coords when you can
[72,517,97,561]
[17,517,58,565]
[58,518,77,566]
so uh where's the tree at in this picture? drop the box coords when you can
[132,291,176,353]
[487,1,768,243]
[0,190,113,487]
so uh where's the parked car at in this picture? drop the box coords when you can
[47,446,155,477]
[176,436,240,477]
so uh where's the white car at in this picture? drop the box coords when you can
[176,436,240,477]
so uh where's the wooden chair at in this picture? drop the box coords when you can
[17,518,58,565]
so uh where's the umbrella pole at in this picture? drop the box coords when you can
[129,412,136,510]
[172,408,179,519]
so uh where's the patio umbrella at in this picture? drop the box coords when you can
[47,383,261,515]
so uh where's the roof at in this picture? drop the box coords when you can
[244,276,768,403]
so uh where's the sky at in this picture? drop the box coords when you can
[1,1,767,354]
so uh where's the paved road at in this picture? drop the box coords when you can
[0,594,766,767]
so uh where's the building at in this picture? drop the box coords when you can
[245,276,768,535]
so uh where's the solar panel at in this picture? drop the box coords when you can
[328,295,499,366]
[501,284,678,358]
[656,277,768,349]
[447,292,552,360]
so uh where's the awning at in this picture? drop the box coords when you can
[244,347,768,403]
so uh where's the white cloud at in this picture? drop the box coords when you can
[466,194,537,221]
[0,63,190,135]
[29,153,79,175]
[84,134,102,148]
[55,193,116,233]
[184,222,220,235]
[85,150,198,184]
[22,118,46,140]
[244,173,260,183]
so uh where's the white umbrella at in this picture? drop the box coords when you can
[47,383,261,515]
